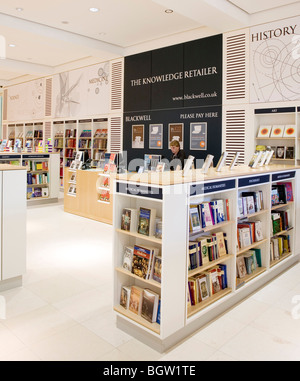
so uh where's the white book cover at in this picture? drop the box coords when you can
[270,125,284,138]
[257,125,271,138]
[283,125,296,137]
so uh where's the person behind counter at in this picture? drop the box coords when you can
[169,140,186,171]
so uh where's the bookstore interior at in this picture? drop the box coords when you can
[1,3,300,361]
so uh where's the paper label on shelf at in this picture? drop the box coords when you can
[116,182,163,200]
[238,174,270,188]
[272,171,295,182]
[190,179,235,196]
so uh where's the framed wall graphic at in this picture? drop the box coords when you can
[149,124,163,149]
[168,123,184,149]
[132,125,144,149]
[190,122,207,150]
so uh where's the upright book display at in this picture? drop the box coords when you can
[113,166,299,352]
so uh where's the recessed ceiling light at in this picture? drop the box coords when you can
[16,7,23,11]
[165,9,173,13]
[89,7,99,12]
[62,21,69,24]
[9,44,16,48]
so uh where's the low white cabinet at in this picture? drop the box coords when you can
[0,165,27,290]
[113,165,300,352]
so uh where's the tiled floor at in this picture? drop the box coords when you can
[1,200,300,361]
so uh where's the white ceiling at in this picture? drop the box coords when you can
[0,0,299,86]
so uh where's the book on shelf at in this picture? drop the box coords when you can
[120,286,131,310]
[121,208,137,232]
[275,146,285,159]
[283,125,296,137]
[122,246,134,272]
[257,125,271,138]
[270,125,284,138]
[277,181,293,202]
[99,190,110,202]
[188,241,199,270]
[131,244,158,280]
[137,207,157,236]
[196,237,209,265]
[200,202,214,228]
[271,212,282,235]
[42,188,49,198]
[128,286,144,315]
[236,256,247,278]
[151,254,162,283]
[236,249,262,279]
[141,288,160,323]
[270,235,290,261]
[285,147,294,159]
[189,205,202,233]
[248,151,263,168]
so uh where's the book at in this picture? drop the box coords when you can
[215,152,228,172]
[285,147,294,159]
[131,244,157,280]
[122,246,134,272]
[188,241,199,270]
[121,208,137,232]
[275,146,285,159]
[128,286,143,315]
[214,231,227,257]
[42,187,49,198]
[283,125,296,137]
[277,182,293,202]
[120,286,131,309]
[156,162,165,172]
[257,125,271,138]
[141,288,160,323]
[248,151,263,168]
[254,220,263,241]
[196,237,209,265]
[151,254,162,283]
[189,205,201,233]
[138,207,157,236]
[270,125,284,137]
[236,256,247,278]
[200,202,214,228]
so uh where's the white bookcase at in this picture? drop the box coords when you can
[113,166,300,352]
[0,166,27,291]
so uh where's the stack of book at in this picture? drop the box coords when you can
[270,235,290,261]
[271,182,293,206]
[237,220,263,249]
[236,248,262,280]
[122,244,161,284]
[271,210,290,235]
[187,264,228,306]
[188,231,228,270]
[189,199,230,234]
[238,191,264,218]
[120,285,161,324]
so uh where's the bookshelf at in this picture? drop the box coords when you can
[0,165,27,291]
[64,120,77,168]
[113,165,300,352]
[92,118,108,167]
[255,106,297,164]
[52,120,65,188]
[78,119,92,158]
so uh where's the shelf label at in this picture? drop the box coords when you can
[238,174,269,188]
[116,182,163,199]
[0,154,21,159]
[190,179,235,195]
[272,171,295,182]
[23,154,50,159]
[254,107,295,114]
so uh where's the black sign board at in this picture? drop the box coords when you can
[190,179,235,196]
[272,171,295,182]
[116,182,163,200]
[238,174,270,188]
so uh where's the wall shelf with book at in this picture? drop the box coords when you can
[113,166,300,352]
[255,106,297,165]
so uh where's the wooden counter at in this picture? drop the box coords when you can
[64,168,113,224]
[116,164,300,186]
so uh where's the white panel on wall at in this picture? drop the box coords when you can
[110,59,124,112]
[250,16,300,103]
[223,28,249,105]
[45,77,52,117]
[45,121,51,142]
[6,79,45,121]
[110,115,122,153]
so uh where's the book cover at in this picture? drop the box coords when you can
[236,256,247,278]
[285,147,294,159]
[270,125,284,137]
[278,182,293,202]
[218,264,227,289]
[141,288,160,323]
[152,255,162,283]
[198,274,210,301]
[120,286,131,309]
[214,232,227,257]
[254,220,263,241]
[197,237,209,265]
[128,286,143,315]
[122,246,134,272]
[189,206,201,233]
[275,146,285,159]
[188,242,198,270]
[257,125,271,138]
[132,244,154,279]
[283,125,296,137]
[201,202,214,228]
[138,207,156,236]
[121,208,137,232]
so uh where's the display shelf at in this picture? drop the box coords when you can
[113,166,300,352]
[115,267,162,288]
[187,288,232,318]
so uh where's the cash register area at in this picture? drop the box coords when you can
[1,199,300,361]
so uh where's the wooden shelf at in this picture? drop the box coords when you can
[187,288,232,318]
[115,267,161,288]
[270,252,292,268]
[238,209,268,220]
[189,220,233,237]
[188,254,234,277]
[116,228,162,244]
[236,266,267,289]
[271,201,294,210]
[114,305,160,335]
[237,238,268,256]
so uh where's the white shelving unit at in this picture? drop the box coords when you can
[113,166,300,352]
